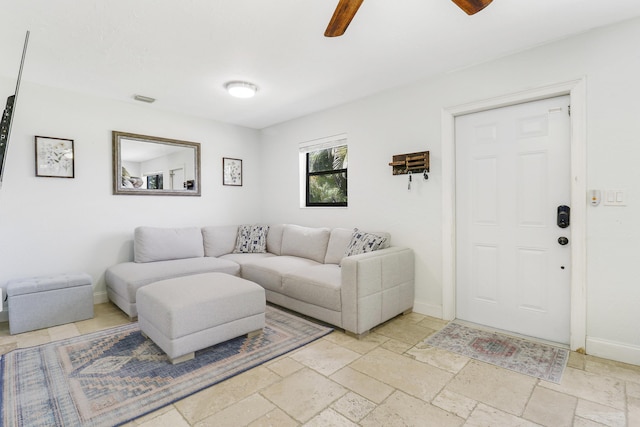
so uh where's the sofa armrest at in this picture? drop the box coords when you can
[340,246,415,335]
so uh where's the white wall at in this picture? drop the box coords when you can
[0,81,262,317]
[260,18,640,364]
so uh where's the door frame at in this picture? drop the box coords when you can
[441,78,587,352]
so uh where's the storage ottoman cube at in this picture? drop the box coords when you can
[7,273,94,334]
[137,272,266,364]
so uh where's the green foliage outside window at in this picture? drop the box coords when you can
[146,174,163,190]
[306,145,347,206]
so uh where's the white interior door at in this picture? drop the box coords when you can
[455,95,571,344]
[170,167,185,190]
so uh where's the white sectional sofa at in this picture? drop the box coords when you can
[105,224,415,336]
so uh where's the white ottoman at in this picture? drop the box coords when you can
[136,272,265,364]
[7,273,94,334]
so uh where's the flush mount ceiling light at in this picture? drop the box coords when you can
[225,81,258,98]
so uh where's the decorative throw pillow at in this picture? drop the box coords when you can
[344,228,387,257]
[233,225,270,253]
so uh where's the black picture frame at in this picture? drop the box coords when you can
[35,136,75,178]
[223,157,242,186]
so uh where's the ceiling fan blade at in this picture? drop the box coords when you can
[324,0,364,37]
[451,0,493,15]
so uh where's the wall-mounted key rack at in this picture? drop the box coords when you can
[389,151,429,175]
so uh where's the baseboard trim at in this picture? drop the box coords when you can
[93,291,109,305]
[413,300,443,319]
[586,336,640,365]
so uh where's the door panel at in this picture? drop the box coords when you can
[473,244,499,302]
[456,96,571,344]
[472,157,499,224]
[518,151,547,226]
[516,248,548,311]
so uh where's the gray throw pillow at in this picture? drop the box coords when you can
[233,225,270,253]
[344,228,387,257]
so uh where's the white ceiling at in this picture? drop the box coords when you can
[3,1,640,129]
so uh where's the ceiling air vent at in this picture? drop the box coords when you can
[133,94,156,103]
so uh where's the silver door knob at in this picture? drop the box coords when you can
[558,236,569,245]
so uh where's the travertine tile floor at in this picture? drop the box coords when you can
[1,303,639,426]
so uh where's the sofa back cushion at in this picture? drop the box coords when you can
[202,225,239,257]
[324,228,353,264]
[324,228,391,264]
[280,224,330,263]
[266,224,285,255]
[134,226,204,263]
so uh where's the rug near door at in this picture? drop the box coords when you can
[1,305,332,426]
[425,322,568,383]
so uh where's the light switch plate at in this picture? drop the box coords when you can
[603,189,626,206]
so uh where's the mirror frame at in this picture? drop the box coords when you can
[112,131,201,196]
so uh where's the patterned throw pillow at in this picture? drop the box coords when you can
[233,225,270,253]
[344,228,387,257]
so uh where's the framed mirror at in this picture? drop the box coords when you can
[112,131,201,196]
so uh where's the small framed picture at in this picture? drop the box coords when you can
[223,157,242,186]
[35,136,75,178]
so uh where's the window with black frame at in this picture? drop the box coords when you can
[306,144,348,207]
[146,173,163,190]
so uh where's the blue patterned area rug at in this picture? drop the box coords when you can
[1,305,332,426]
[425,322,569,383]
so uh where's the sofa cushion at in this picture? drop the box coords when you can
[106,257,240,303]
[241,256,320,293]
[220,252,276,267]
[234,225,270,253]
[202,225,238,257]
[280,224,330,263]
[344,229,388,257]
[324,228,353,264]
[134,226,204,263]
[266,224,285,255]
[282,264,342,311]
[220,252,276,278]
